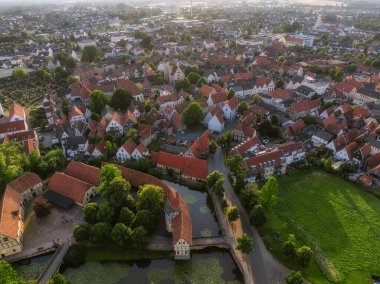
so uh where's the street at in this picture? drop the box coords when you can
[208,147,289,284]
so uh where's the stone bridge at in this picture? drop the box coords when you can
[191,236,233,250]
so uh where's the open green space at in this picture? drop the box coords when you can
[86,247,172,262]
[259,170,380,284]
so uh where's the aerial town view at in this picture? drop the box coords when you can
[0,0,380,283]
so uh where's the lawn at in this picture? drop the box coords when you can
[86,247,172,262]
[259,170,380,284]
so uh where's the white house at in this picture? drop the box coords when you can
[222,96,239,120]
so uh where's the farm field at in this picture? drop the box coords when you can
[259,170,380,284]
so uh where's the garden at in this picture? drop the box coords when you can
[258,170,380,284]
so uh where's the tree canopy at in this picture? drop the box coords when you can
[111,88,132,111]
[137,184,165,217]
[182,102,205,128]
[12,67,28,81]
[0,260,25,284]
[259,176,279,211]
[236,233,253,255]
[90,90,109,115]
[81,45,98,63]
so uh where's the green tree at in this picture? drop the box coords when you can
[259,176,279,211]
[111,88,132,111]
[66,57,76,69]
[250,204,267,226]
[0,143,27,194]
[275,77,284,88]
[63,244,87,268]
[227,88,235,100]
[225,155,243,176]
[118,207,135,226]
[271,114,279,126]
[283,234,297,257]
[227,206,239,222]
[206,170,224,188]
[329,67,344,82]
[175,78,190,91]
[90,90,109,115]
[236,233,253,255]
[348,63,357,73]
[137,184,165,217]
[0,260,25,284]
[237,101,248,115]
[186,72,202,84]
[252,94,261,105]
[111,223,132,246]
[96,203,114,223]
[211,178,225,197]
[54,67,68,81]
[83,202,99,224]
[296,246,314,267]
[99,164,122,190]
[73,223,91,242]
[81,45,98,63]
[182,102,205,128]
[91,222,111,244]
[217,131,233,149]
[208,140,218,154]
[132,209,153,229]
[285,271,303,284]
[126,128,139,144]
[240,183,260,209]
[12,67,28,81]
[184,65,203,77]
[103,176,131,211]
[48,273,69,284]
[62,98,70,116]
[131,226,150,248]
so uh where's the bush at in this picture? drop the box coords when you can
[285,270,303,284]
[296,246,314,267]
[63,244,88,268]
[249,204,267,226]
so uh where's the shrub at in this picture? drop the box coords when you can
[63,244,88,268]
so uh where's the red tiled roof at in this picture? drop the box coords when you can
[48,172,93,204]
[121,139,137,155]
[0,173,42,239]
[228,96,239,109]
[245,149,284,174]
[231,136,261,157]
[69,106,84,120]
[9,103,25,119]
[116,79,142,97]
[186,130,211,158]
[151,151,208,180]
[0,120,28,135]
[353,107,369,119]
[64,160,101,186]
[289,99,321,113]
[210,92,227,104]
[234,72,254,80]
[200,85,215,96]
[269,88,290,100]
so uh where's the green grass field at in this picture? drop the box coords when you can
[259,170,380,284]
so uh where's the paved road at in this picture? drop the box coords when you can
[209,147,289,284]
[37,241,70,284]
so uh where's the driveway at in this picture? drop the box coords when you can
[208,147,289,284]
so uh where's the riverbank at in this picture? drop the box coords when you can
[86,247,172,262]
